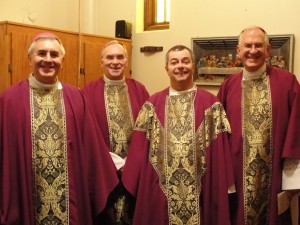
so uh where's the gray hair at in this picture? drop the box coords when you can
[101,40,128,58]
[238,25,269,45]
[28,34,65,57]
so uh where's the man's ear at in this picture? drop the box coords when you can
[236,45,240,55]
[28,54,32,66]
[100,58,104,68]
[165,65,168,72]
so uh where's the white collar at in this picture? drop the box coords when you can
[29,74,62,90]
[243,64,266,80]
[103,75,125,85]
[169,85,197,96]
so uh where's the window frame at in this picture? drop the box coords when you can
[144,0,170,31]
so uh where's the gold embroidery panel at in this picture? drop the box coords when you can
[31,88,69,225]
[135,102,167,185]
[105,84,134,158]
[242,76,272,225]
[105,83,134,224]
[166,93,200,225]
[134,98,231,225]
[195,102,231,181]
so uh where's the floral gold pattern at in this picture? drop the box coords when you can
[242,74,272,225]
[105,83,134,158]
[134,91,230,225]
[105,82,134,225]
[31,88,69,225]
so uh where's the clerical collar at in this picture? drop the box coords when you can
[243,64,266,80]
[103,75,125,85]
[29,74,62,90]
[169,85,197,96]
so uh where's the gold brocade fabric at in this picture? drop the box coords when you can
[135,91,230,225]
[166,93,199,225]
[105,83,134,158]
[242,74,272,225]
[30,88,69,225]
[105,82,134,225]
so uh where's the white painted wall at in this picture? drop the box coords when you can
[0,0,79,31]
[0,0,299,95]
[93,0,135,36]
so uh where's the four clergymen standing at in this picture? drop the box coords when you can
[1,26,300,225]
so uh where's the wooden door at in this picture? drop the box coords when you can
[0,33,11,93]
[80,41,104,88]
[11,32,33,85]
[56,33,80,87]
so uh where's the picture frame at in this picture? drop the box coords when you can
[191,34,294,86]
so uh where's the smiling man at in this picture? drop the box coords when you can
[82,40,149,225]
[217,26,300,225]
[122,45,234,225]
[28,33,65,84]
[0,33,118,225]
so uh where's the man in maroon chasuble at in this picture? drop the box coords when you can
[122,45,234,225]
[217,26,300,225]
[0,33,118,225]
[82,40,149,225]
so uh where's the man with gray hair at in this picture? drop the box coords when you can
[83,40,149,225]
[218,26,300,225]
[0,32,118,225]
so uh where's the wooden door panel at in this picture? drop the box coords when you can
[57,34,80,87]
[11,32,32,85]
[0,34,11,93]
[81,42,103,87]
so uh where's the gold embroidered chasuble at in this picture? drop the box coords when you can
[134,89,230,225]
[104,77,134,158]
[242,73,273,225]
[30,77,69,225]
[104,77,134,224]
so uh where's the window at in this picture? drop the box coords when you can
[144,0,170,31]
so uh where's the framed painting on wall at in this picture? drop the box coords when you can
[191,34,294,86]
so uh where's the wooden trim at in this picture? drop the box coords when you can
[144,0,169,31]
[144,22,169,31]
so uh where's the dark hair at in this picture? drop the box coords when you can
[165,45,195,65]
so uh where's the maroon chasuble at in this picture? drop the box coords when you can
[0,80,118,225]
[122,87,234,225]
[217,65,300,225]
[82,77,150,149]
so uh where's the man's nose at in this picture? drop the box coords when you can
[44,52,52,61]
[177,62,184,68]
[112,57,119,63]
[249,45,258,53]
